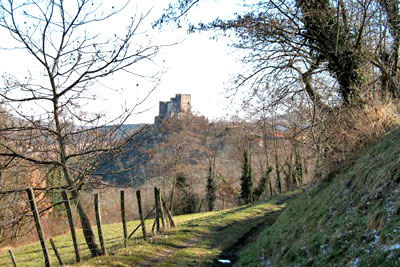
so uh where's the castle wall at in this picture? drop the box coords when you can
[167,101,177,115]
[155,94,191,124]
[159,102,168,118]
[179,94,191,113]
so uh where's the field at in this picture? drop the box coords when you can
[0,190,303,266]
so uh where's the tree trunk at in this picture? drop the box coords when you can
[269,177,274,196]
[57,134,101,257]
[52,85,101,257]
[299,0,364,104]
[169,176,177,215]
[272,122,282,194]
[72,189,102,256]
[383,0,400,97]
[57,130,101,257]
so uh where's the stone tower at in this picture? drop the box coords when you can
[155,94,191,123]
[177,94,191,113]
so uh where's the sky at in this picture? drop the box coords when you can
[109,0,252,124]
[0,0,253,124]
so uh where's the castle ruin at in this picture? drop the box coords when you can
[155,94,191,124]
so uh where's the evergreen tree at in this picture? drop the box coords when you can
[175,172,199,214]
[240,150,253,204]
[206,164,217,211]
[253,167,272,201]
[176,172,189,190]
[293,146,303,186]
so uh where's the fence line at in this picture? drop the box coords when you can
[8,250,16,267]
[61,190,80,263]
[120,190,128,248]
[49,238,63,265]
[127,206,155,239]
[94,193,105,255]
[0,185,76,195]
[136,190,147,241]
[26,187,51,267]
[1,186,176,266]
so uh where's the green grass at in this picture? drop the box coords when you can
[76,190,304,267]
[236,128,400,266]
[0,189,303,266]
[0,212,214,267]
[4,125,399,267]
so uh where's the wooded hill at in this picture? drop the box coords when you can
[98,113,315,213]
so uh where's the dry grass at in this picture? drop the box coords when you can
[348,95,400,149]
[313,94,400,179]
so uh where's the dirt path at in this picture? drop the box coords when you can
[145,193,301,267]
[210,193,301,266]
[211,211,282,267]
[78,190,303,267]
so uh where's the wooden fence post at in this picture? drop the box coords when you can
[136,190,147,241]
[8,250,17,267]
[151,217,156,234]
[94,193,106,254]
[120,190,128,247]
[50,238,63,265]
[26,187,51,267]
[61,190,80,263]
[128,206,155,239]
[162,198,176,228]
[157,188,166,230]
[153,187,160,233]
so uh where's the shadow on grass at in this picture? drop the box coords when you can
[158,208,289,266]
[1,188,305,267]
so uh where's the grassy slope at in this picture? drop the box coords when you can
[5,128,398,267]
[0,190,303,266]
[238,128,400,266]
[0,212,214,267]
[76,190,303,267]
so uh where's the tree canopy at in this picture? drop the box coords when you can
[157,0,400,110]
[0,0,161,256]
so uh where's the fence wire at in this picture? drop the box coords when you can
[0,185,160,266]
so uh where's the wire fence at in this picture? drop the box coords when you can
[0,185,173,267]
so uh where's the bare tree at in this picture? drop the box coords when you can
[158,0,400,182]
[377,0,400,97]
[202,122,224,211]
[146,114,208,214]
[0,0,160,256]
[158,0,400,107]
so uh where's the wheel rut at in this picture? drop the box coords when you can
[211,211,283,266]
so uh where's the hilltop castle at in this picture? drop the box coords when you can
[155,94,191,124]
